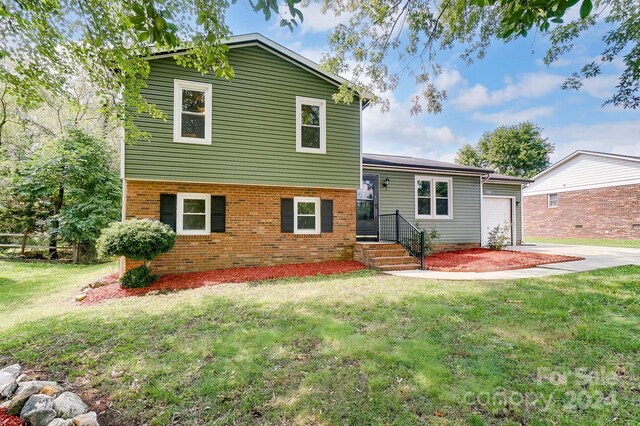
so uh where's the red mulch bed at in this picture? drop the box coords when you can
[425,248,584,272]
[0,410,23,426]
[83,260,366,305]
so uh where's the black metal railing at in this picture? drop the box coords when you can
[379,210,425,269]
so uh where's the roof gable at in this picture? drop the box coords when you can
[148,33,372,105]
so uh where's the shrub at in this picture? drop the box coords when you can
[97,218,176,262]
[486,223,511,250]
[409,223,440,257]
[97,219,176,288]
[120,265,158,289]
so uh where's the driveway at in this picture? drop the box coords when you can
[386,243,640,280]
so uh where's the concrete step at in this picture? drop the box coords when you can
[363,248,409,257]
[370,256,419,266]
[376,263,421,271]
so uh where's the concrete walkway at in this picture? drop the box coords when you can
[386,244,640,280]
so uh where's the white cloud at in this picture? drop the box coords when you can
[279,3,350,35]
[363,93,467,162]
[435,68,463,91]
[452,73,565,111]
[580,74,619,99]
[545,121,640,162]
[471,106,555,125]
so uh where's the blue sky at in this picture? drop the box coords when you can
[225,2,640,163]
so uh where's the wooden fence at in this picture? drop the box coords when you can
[0,233,73,260]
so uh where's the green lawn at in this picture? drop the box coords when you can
[0,261,638,425]
[526,236,640,249]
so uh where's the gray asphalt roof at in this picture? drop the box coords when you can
[363,153,493,174]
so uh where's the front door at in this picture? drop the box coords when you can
[356,174,379,239]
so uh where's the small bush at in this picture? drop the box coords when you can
[97,219,176,262]
[120,265,158,289]
[486,223,511,250]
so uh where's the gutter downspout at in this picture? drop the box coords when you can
[479,173,491,247]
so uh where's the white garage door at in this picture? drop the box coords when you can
[482,197,513,246]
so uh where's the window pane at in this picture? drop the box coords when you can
[182,89,205,113]
[356,200,373,220]
[298,202,315,215]
[417,180,431,197]
[435,181,449,198]
[297,216,316,230]
[436,198,449,216]
[184,199,205,214]
[182,114,205,139]
[301,104,320,126]
[418,198,430,215]
[357,179,374,200]
[183,214,206,230]
[301,126,320,149]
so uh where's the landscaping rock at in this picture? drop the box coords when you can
[75,293,87,302]
[71,411,98,426]
[20,394,56,426]
[18,381,62,395]
[0,372,17,398]
[3,384,39,415]
[53,392,87,419]
[17,373,30,383]
[89,280,110,289]
[47,418,73,426]
[40,386,58,396]
[0,364,21,377]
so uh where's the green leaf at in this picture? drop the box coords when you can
[580,0,593,19]
[196,13,206,25]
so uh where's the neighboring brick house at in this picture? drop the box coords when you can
[123,33,530,274]
[523,150,640,240]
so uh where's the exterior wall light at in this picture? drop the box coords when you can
[383,177,390,188]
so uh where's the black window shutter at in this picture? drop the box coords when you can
[321,199,333,233]
[281,198,294,233]
[211,196,226,233]
[159,194,177,231]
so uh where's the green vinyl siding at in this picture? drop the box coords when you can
[483,183,524,242]
[365,168,482,244]
[125,45,361,189]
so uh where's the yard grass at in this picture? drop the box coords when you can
[0,261,639,425]
[526,236,640,248]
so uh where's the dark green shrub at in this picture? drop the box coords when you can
[120,265,158,289]
[97,219,176,288]
[97,218,176,262]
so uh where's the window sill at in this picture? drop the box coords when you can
[296,147,326,154]
[173,138,211,145]
[415,215,453,220]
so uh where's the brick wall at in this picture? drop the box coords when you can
[524,183,640,239]
[124,180,356,274]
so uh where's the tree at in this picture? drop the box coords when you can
[0,0,304,143]
[320,0,638,112]
[15,127,121,261]
[455,122,554,178]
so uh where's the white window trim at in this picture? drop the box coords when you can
[176,193,211,235]
[295,96,326,154]
[548,193,558,208]
[293,196,321,234]
[414,175,453,220]
[173,79,212,145]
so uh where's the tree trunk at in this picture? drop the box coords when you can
[49,186,64,260]
[72,242,79,264]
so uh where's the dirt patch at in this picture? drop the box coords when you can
[425,249,583,272]
[0,410,22,426]
[83,260,367,304]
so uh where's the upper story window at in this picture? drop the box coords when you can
[415,176,452,219]
[177,193,211,235]
[548,193,558,208]
[296,96,326,154]
[293,197,321,234]
[173,79,212,145]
